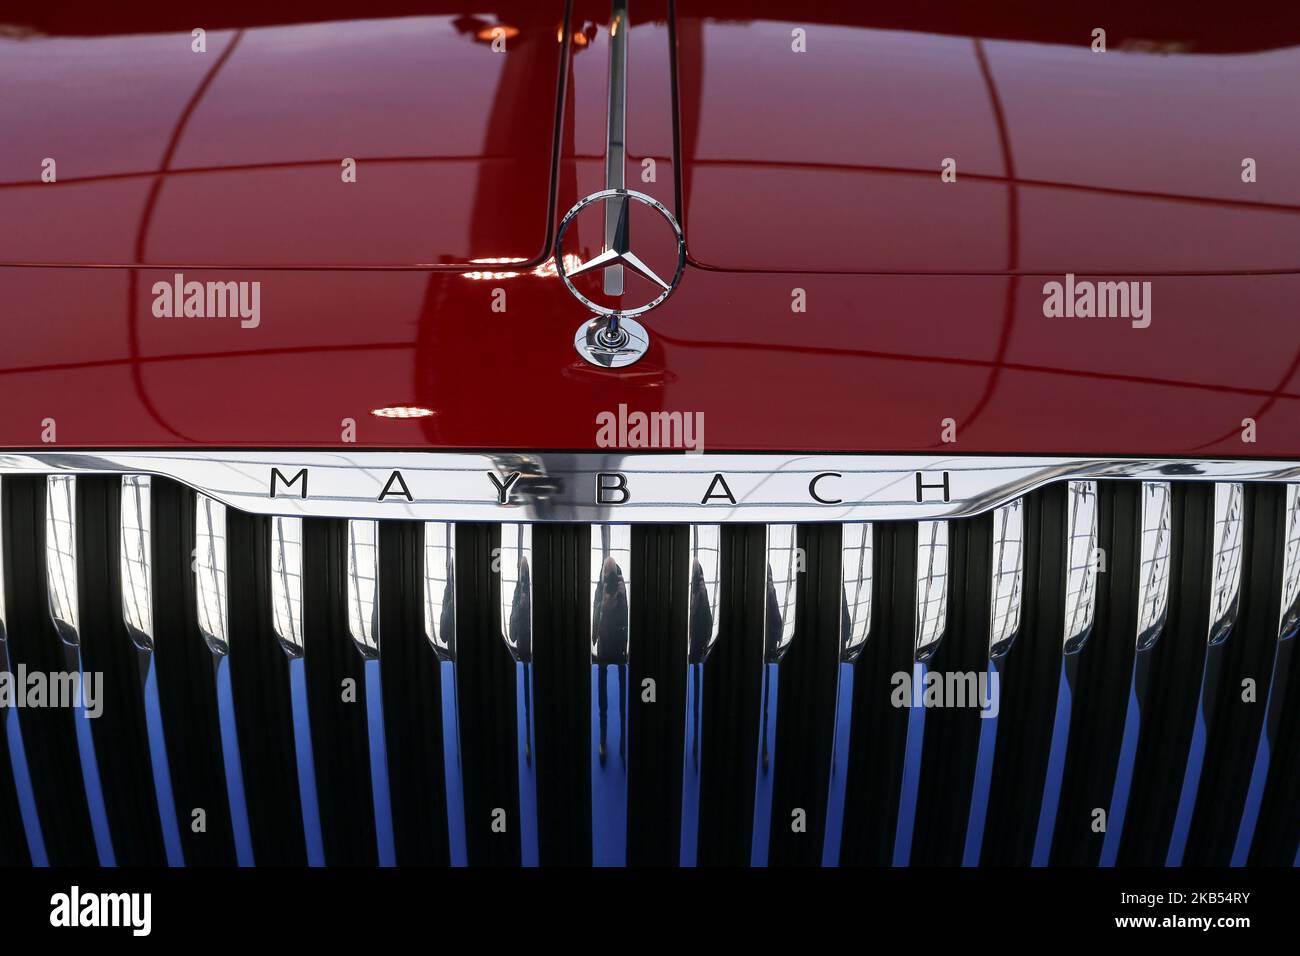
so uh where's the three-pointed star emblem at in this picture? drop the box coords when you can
[564,195,672,291]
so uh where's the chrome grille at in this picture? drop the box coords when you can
[0,468,1296,867]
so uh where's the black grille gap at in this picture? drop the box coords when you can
[839,521,918,865]
[980,484,1067,865]
[532,523,592,865]
[75,476,165,865]
[151,479,236,865]
[627,525,688,866]
[1051,482,1141,865]
[454,524,520,866]
[696,525,765,865]
[1116,483,1213,865]
[302,519,377,865]
[2,476,95,865]
[377,520,451,866]
[766,524,841,866]
[1185,484,1286,865]
[1250,622,1300,865]
[912,512,993,865]
[226,510,305,865]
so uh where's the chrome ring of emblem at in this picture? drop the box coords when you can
[574,316,651,369]
[555,187,686,320]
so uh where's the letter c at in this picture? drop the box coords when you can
[809,472,842,505]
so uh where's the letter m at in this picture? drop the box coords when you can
[1096,281,1129,318]
[270,468,308,498]
[206,281,239,318]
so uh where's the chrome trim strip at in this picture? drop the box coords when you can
[0,481,5,647]
[194,495,254,866]
[1063,481,1100,654]
[1101,482,1172,867]
[840,524,873,663]
[1280,484,1300,643]
[120,477,154,650]
[345,520,379,659]
[424,521,467,867]
[988,500,1025,658]
[1208,484,1246,646]
[120,476,185,867]
[894,521,949,865]
[914,521,949,662]
[499,523,539,867]
[590,523,630,866]
[345,520,394,866]
[424,522,456,662]
[1232,484,1300,864]
[1133,482,1173,653]
[45,476,79,647]
[269,516,323,866]
[0,480,48,865]
[194,495,229,656]
[751,523,798,866]
[603,0,628,296]
[680,523,721,867]
[2,453,1295,524]
[45,476,115,866]
[1034,482,1096,866]
[270,516,304,657]
[822,523,871,866]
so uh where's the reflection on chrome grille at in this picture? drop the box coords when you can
[0,465,1296,868]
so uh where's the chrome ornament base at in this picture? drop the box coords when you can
[574,316,649,368]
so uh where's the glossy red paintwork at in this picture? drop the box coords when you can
[0,1,1297,456]
[0,3,565,267]
[676,2,1300,273]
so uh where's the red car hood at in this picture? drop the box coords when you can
[0,1,1297,457]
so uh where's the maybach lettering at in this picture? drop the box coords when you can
[268,467,954,506]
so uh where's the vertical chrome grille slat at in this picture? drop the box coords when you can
[120,476,185,867]
[45,475,115,867]
[963,499,1024,866]
[1033,479,1099,866]
[1231,484,1300,864]
[1208,484,1246,647]
[1101,481,1172,867]
[194,494,254,866]
[987,500,1025,661]
[590,524,631,866]
[1167,482,1244,865]
[345,518,395,867]
[751,523,798,866]
[424,520,467,867]
[271,515,324,867]
[822,522,872,866]
[0,480,48,865]
[679,523,721,867]
[893,519,949,866]
[499,523,539,867]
